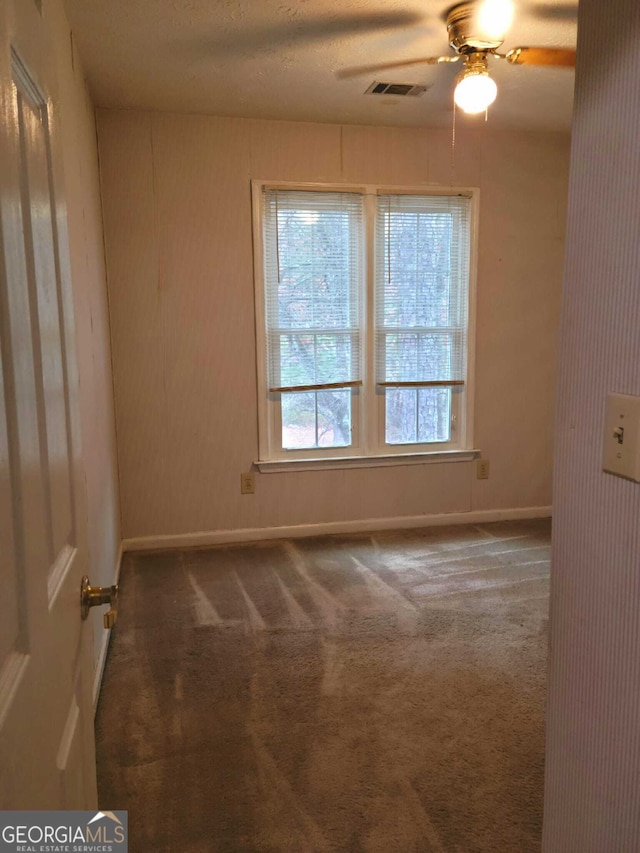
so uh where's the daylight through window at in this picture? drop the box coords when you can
[254,183,475,463]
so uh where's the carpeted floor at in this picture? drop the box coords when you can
[95,519,551,853]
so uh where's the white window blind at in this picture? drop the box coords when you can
[375,194,471,388]
[263,189,363,393]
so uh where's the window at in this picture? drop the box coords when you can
[252,182,477,466]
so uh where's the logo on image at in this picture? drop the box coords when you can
[0,810,128,852]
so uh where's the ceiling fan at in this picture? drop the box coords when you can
[339,0,576,115]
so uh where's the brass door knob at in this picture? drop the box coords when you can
[80,576,119,628]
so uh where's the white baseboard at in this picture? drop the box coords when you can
[92,540,124,715]
[121,506,552,554]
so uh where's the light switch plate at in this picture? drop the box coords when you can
[602,393,640,482]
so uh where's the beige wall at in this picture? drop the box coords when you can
[543,0,640,848]
[50,1,120,667]
[96,110,570,540]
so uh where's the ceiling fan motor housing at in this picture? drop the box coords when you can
[458,51,491,78]
[446,2,504,53]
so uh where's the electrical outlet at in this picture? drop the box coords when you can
[240,472,255,494]
[477,459,490,480]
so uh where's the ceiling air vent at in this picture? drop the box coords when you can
[365,81,428,97]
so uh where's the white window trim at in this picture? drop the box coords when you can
[251,180,480,467]
[255,449,480,474]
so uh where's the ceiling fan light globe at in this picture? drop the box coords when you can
[477,0,514,39]
[454,72,497,114]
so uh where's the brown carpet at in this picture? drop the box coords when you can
[95,519,550,853]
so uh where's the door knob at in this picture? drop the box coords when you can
[80,576,118,628]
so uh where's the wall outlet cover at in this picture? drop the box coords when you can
[240,472,255,494]
[477,459,490,480]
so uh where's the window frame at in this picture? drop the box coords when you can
[251,180,479,467]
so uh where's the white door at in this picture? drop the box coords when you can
[0,0,97,808]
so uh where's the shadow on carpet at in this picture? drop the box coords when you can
[96,518,550,852]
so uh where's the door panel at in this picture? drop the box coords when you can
[0,0,96,809]
[0,348,20,664]
[16,73,74,596]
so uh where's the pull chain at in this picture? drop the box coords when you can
[275,192,281,284]
[450,102,457,187]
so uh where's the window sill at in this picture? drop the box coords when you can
[255,449,480,474]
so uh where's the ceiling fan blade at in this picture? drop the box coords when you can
[178,10,427,59]
[506,47,576,67]
[530,3,578,23]
[338,55,459,79]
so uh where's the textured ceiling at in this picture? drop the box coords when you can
[62,0,578,131]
